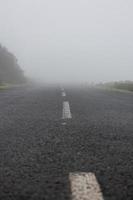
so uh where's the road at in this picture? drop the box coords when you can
[0,85,133,200]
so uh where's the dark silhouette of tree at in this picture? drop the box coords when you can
[0,44,26,84]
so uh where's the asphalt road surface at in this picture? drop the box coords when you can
[0,85,133,200]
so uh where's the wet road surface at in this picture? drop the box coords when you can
[0,86,133,200]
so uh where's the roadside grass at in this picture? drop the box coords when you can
[0,83,27,90]
[96,81,133,93]
[102,87,133,94]
[0,84,9,90]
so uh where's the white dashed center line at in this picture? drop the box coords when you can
[61,90,103,198]
[62,91,66,97]
[61,87,65,92]
[69,172,104,200]
[62,101,72,119]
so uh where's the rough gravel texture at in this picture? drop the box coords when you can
[0,86,133,200]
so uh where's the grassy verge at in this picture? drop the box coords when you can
[97,81,133,93]
[0,84,9,90]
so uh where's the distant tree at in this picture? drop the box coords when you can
[0,44,26,84]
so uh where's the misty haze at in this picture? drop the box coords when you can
[0,1,133,200]
[0,0,133,83]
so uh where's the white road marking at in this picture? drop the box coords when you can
[61,122,67,125]
[62,101,72,119]
[69,172,104,200]
[62,91,66,97]
[61,87,65,92]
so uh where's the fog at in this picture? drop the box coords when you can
[0,0,133,84]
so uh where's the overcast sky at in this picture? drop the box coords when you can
[0,0,133,83]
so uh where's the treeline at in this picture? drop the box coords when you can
[0,44,26,84]
[98,81,133,92]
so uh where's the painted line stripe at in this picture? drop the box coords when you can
[61,87,65,92]
[61,122,67,125]
[62,101,72,119]
[69,172,104,200]
[62,91,66,97]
